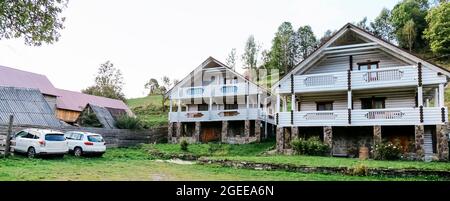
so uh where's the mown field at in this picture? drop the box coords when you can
[0,144,447,181]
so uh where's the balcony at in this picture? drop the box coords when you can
[169,108,262,122]
[277,107,448,127]
[278,65,446,94]
[172,83,259,99]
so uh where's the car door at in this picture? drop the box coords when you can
[65,132,76,150]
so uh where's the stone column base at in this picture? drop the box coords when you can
[255,120,261,142]
[221,121,228,143]
[323,126,333,155]
[415,125,425,160]
[436,124,449,161]
[194,122,201,142]
[291,127,299,140]
[276,127,284,153]
[244,120,250,137]
[168,122,174,143]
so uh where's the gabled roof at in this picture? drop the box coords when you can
[86,104,117,129]
[0,65,58,96]
[273,23,450,90]
[0,86,62,127]
[56,89,131,113]
[166,56,272,97]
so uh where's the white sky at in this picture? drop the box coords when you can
[0,0,399,98]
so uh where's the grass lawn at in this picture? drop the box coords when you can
[127,95,168,127]
[0,146,442,181]
[127,95,164,108]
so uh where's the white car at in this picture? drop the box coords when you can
[64,131,106,157]
[12,129,68,158]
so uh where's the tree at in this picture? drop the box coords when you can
[356,17,371,31]
[424,2,450,55]
[82,61,126,102]
[296,25,317,61]
[225,48,237,70]
[319,30,335,45]
[390,0,429,51]
[143,76,174,112]
[370,8,396,43]
[267,22,295,74]
[0,0,68,46]
[241,35,260,69]
[402,19,417,52]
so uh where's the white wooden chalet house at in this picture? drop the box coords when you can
[273,23,449,160]
[167,57,275,144]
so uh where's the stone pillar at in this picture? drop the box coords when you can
[168,122,174,142]
[291,127,299,140]
[194,122,201,143]
[221,121,228,143]
[323,126,333,151]
[176,122,182,142]
[436,124,449,161]
[276,127,284,153]
[415,125,425,160]
[244,120,250,137]
[255,120,261,142]
[373,125,382,145]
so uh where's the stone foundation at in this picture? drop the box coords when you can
[373,125,381,145]
[221,120,228,142]
[436,124,449,161]
[415,125,425,160]
[168,122,174,140]
[291,127,299,140]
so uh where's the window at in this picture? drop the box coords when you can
[15,131,28,138]
[45,134,66,141]
[87,135,104,142]
[23,132,37,139]
[358,61,379,70]
[316,102,333,111]
[198,104,209,111]
[224,104,238,110]
[361,97,386,109]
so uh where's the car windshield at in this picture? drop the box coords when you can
[87,135,104,142]
[45,134,66,141]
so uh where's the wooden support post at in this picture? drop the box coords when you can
[276,94,280,113]
[5,115,13,157]
[418,62,424,123]
[439,84,445,108]
[283,97,287,112]
[291,94,296,112]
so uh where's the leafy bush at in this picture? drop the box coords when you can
[115,115,143,130]
[350,163,368,176]
[373,142,403,160]
[291,136,330,156]
[180,140,189,152]
[78,113,103,128]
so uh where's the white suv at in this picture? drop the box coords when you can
[64,131,106,157]
[12,129,69,158]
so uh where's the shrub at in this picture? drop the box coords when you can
[78,112,103,128]
[291,136,330,156]
[180,140,189,152]
[373,142,403,160]
[115,115,143,130]
[350,163,368,176]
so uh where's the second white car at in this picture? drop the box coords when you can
[64,131,106,157]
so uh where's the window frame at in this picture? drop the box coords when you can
[316,101,334,111]
[357,61,380,70]
[360,97,386,109]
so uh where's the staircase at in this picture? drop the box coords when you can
[423,131,434,159]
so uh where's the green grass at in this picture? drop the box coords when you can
[206,155,450,171]
[127,95,164,108]
[149,141,275,157]
[0,146,438,181]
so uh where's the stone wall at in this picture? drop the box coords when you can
[0,124,167,148]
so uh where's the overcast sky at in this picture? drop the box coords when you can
[0,0,399,98]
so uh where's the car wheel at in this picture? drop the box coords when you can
[27,147,36,159]
[74,147,82,157]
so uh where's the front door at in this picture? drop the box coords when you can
[201,127,219,142]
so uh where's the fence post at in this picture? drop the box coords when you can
[5,115,14,157]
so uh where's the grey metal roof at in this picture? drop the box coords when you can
[0,87,62,127]
[89,104,117,129]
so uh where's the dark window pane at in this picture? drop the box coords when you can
[198,104,209,111]
[45,134,65,141]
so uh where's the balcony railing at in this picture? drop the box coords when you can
[277,107,447,126]
[173,83,259,99]
[278,65,447,93]
[169,108,262,122]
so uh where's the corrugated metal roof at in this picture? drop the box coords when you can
[88,104,117,129]
[0,65,58,96]
[0,86,62,127]
[55,89,131,113]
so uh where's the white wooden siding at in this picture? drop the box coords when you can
[303,51,409,75]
